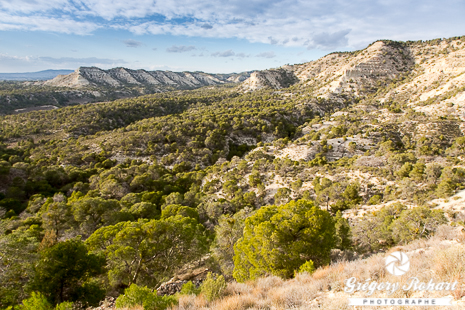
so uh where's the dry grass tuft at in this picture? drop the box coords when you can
[433,244,465,280]
[311,265,331,280]
[175,294,207,310]
[224,281,252,296]
[215,294,256,310]
[170,234,465,310]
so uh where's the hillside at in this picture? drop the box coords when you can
[0,68,250,115]
[1,36,465,310]
[169,229,465,310]
[44,67,250,90]
[241,38,465,108]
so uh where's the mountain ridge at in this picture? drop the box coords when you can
[239,37,465,106]
[44,66,251,90]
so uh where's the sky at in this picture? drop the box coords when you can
[1,0,465,73]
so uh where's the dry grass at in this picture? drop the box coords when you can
[170,233,465,310]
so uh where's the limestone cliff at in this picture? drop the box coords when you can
[44,67,250,90]
[240,38,465,109]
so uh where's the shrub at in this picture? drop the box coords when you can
[19,292,52,310]
[351,203,406,252]
[391,206,447,244]
[200,273,226,302]
[334,211,352,250]
[367,194,382,205]
[115,284,176,310]
[54,302,73,310]
[297,260,315,275]
[180,281,200,295]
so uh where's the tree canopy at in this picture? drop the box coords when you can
[233,199,335,282]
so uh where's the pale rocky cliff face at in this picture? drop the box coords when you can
[240,41,414,94]
[240,39,465,110]
[240,66,298,91]
[44,67,251,90]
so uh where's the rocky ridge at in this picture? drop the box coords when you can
[240,38,465,108]
[44,67,251,90]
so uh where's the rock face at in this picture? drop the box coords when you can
[241,41,415,93]
[157,266,209,295]
[45,67,251,90]
[240,66,298,91]
[240,38,465,106]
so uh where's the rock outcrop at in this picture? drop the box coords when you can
[240,38,465,108]
[240,40,415,94]
[44,67,251,90]
[240,66,298,92]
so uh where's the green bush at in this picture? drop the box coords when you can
[297,260,315,275]
[352,204,448,252]
[180,281,200,295]
[16,292,73,310]
[115,284,176,310]
[391,206,447,244]
[18,292,52,310]
[200,273,226,302]
[368,194,382,205]
[54,302,73,310]
[334,211,352,250]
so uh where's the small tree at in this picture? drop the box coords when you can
[180,281,200,295]
[334,211,352,250]
[274,187,291,205]
[391,206,447,244]
[233,200,335,282]
[86,216,208,288]
[211,208,252,277]
[30,238,105,305]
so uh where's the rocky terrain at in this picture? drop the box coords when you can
[241,38,465,106]
[0,67,250,115]
[44,67,250,90]
[2,36,465,310]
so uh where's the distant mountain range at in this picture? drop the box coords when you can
[0,67,252,114]
[43,67,251,90]
[0,70,74,81]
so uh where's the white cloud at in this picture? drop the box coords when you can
[1,0,465,50]
[0,12,99,35]
[0,0,69,14]
[236,53,248,58]
[166,45,196,53]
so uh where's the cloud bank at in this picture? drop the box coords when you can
[1,0,465,50]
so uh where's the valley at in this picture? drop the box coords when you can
[1,36,465,310]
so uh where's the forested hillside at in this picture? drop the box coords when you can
[1,37,465,310]
[0,68,250,115]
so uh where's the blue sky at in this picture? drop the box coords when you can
[1,0,465,73]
